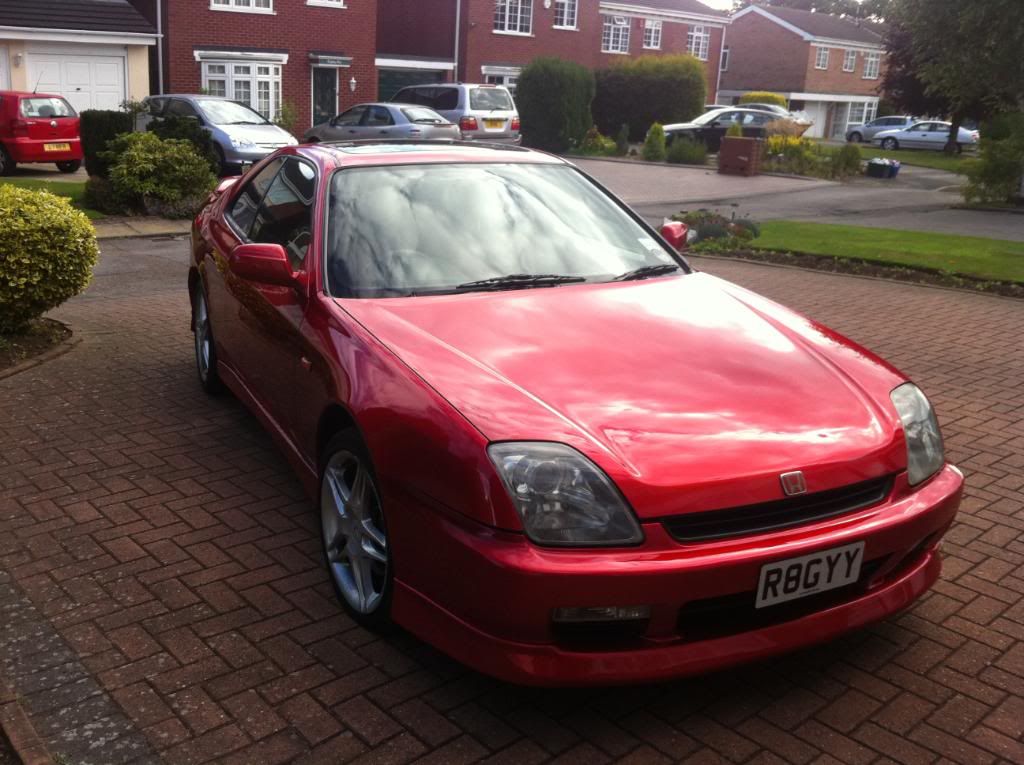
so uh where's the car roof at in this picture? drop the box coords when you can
[0,90,67,99]
[287,141,564,171]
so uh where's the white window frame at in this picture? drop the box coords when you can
[210,0,274,14]
[494,0,533,36]
[842,49,856,72]
[863,51,881,79]
[602,15,630,55]
[720,45,730,72]
[201,60,282,120]
[553,0,577,30]
[687,24,710,61]
[814,46,829,70]
[306,0,346,6]
[643,19,662,50]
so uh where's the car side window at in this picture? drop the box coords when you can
[434,88,459,111]
[364,106,394,126]
[248,159,317,269]
[335,106,366,126]
[167,99,199,118]
[146,98,167,116]
[229,158,284,236]
[717,112,739,125]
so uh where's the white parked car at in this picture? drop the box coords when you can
[872,121,979,152]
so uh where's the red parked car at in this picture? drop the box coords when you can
[189,142,963,686]
[0,91,83,175]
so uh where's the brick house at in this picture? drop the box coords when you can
[0,0,156,111]
[719,4,886,139]
[376,0,730,103]
[130,0,378,130]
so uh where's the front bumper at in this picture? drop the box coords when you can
[390,464,963,686]
[221,144,292,165]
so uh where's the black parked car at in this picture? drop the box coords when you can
[664,108,777,152]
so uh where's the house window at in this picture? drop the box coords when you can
[843,49,856,72]
[814,46,829,69]
[643,20,662,50]
[485,73,519,93]
[687,25,710,61]
[210,0,273,12]
[202,61,282,120]
[553,0,577,29]
[602,16,630,54]
[863,51,880,79]
[494,0,533,35]
[720,45,730,71]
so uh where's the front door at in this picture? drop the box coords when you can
[312,68,338,127]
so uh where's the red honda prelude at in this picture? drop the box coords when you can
[188,141,963,686]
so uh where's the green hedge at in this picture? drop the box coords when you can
[739,91,788,108]
[0,185,98,334]
[80,109,133,178]
[593,55,706,141]
[964,112,1024,204]
[516,57,595,153]
[147,114,220,174]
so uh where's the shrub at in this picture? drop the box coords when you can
[147,114,220,174]
[739,91,787,108]
[80,109,134,177]
[516,57,595,152]
[103,132,217,217]
[274,101,300,136]
[831,143,862,177]
[642,123,667,162]
[0,186,99,334]
[765,119,804,137]
[725,122,744,138]
[666,136,707,165]
[593,55,706,141]
[615,124,630,156]
[762,135,862,179]
[579,127,617,156]
[964,112,1024,204]
[672,209,761,250]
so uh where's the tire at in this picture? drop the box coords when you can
[56,160,81,173]
[0,145,15,176]
[319,430,393,629]
[191,283,224,394]
[881,137,899,150]
[848,132,862,143]
[213,144,230,177]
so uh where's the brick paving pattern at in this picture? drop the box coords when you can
[1,239,1022,764]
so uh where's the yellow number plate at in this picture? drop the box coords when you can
[483,119,504,129]
[44,143,71,152]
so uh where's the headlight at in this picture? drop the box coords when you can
[488,442,643,547]
[890,383,945,486]
[285,136,299,146]
[230,136,256,149]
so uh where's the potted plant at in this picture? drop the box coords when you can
[718,122,763,177]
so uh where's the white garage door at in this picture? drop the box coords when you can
[27,48,126,113]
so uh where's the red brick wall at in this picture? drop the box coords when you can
[720,11,807,94]
[803,45,885,97]
[162,0,378,130]
[458,0,725,102]
[377,0,456,60]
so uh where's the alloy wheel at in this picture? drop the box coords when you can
[194,289,211,381]
[320,450,388,614]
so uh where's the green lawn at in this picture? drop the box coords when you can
[0,178,104,219]
[853,145,971,174]
[754,221,1024,283]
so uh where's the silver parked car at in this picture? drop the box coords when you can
[389,83,521,144]
[303,103,460,143]
[872,121,980,151]
[846,116,917,143]
[141,95,298,174]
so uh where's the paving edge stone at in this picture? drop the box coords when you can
[0,335,81,383]
[0,679,54,765]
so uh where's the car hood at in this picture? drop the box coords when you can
[664,121,701,131]
[216,122,296,144]
[340,273,908,518]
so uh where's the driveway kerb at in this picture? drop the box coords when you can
[1,676,54,765]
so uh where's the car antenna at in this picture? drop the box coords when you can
[31,69,45,94]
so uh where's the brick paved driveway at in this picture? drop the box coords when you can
[1,239,1022,765]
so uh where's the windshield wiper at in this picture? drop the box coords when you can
[227,120,265,125]
[612,264,681,282]
[455,274,586,292]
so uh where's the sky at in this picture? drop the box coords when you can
[700,0,734,8]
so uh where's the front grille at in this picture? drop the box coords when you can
[676,557,889,643]
[662,475,894,544]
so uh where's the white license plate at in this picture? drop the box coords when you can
[755,541,864,609]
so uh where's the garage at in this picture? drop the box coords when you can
[375,57,453,102]
[26,44,126,113]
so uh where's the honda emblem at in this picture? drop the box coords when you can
[780,471,807,497]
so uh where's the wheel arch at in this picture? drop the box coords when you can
[316,403,362,470]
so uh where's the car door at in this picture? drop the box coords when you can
[742,112,772,139]
[225,157,318,435]
[901,122,931,148]
[326,106,368,140]
[362,105,395,138]
[704,111,738,152]
[923,123,949,149]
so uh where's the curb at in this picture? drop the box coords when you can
[0,679,54,765]
[0,331,80,382]
[951,203,1024,215]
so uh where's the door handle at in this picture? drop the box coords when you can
[300,356,313,372]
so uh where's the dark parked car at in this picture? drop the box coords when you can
[664,108,777,152]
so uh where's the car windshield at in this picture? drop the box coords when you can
[196,99,270,125]
[469,87,513,111]
[20,97,76,118]
[401,107,446,124]
[325,163,684,298]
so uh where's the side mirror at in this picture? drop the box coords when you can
[229,243,294,286]
[660,221,689,251]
